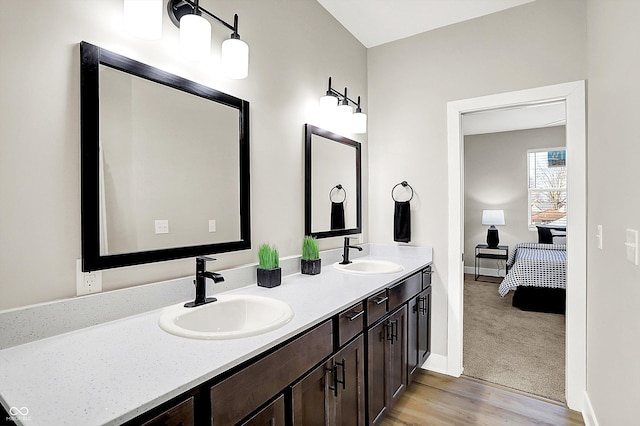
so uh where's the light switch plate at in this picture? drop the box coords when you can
[625,229,638,265]
[209,219,216,233]
[596,225,603,250]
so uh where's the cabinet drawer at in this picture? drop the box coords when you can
[422,266,432,289]
[211,320,333,426]
[367,290,388,326]
[388,272,422,311]
[337,302,365,347]
[140,397,194,426]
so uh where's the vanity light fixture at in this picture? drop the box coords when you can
[123,0,249,79]
[168,0,249,78]
[320,77,367,134]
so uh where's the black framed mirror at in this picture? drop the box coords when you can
[80,42,250,271]
[304,124,361,239]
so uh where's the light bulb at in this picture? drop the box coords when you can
[180,14,211,61]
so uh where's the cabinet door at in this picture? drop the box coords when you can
[291,359,333,426]
[418,286,432,365]
[386,305,407,408]
[240,395,285,426]
[367,320,388,425]
[334,335,365,426]
[407,295,419,385]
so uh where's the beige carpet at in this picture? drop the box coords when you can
[462,275,566,402]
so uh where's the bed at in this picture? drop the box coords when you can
[499,242,567,314]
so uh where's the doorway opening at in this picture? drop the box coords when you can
[445,81,586,411]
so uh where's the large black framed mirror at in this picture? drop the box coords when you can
[304,124,361,239]
[80,42,250,271]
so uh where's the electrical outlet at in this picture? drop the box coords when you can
[76,259,102,296]
[155,219,169,234]
[209,219,216,233]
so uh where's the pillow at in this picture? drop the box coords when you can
[550,229,567,245]
[537,226,566,244]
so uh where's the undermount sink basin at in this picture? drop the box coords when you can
[334,259,404,275]
[158,295,294,340]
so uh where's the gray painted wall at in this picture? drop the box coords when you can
[464,127,566,271]
[368,0,586,356]
[0,0,368,309]
[586,1,640,423]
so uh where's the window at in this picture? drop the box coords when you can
[528,148,567,229]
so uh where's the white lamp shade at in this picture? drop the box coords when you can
[337,103,353,116]
[482,210,505,226]
[180,14,211,61]
[320,95,338,110]
[123,0,162,40]
[352,112,367,134]
[221,38,249,79]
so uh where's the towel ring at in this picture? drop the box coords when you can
[329,184,347,203]
[391,181,414,202]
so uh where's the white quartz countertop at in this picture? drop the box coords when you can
[0,245,431,425]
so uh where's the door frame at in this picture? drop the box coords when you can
[445,81,586,411]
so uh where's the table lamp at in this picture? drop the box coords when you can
[482,210,505,248]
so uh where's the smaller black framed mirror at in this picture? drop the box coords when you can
[304,124,361,239]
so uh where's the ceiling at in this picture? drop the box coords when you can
[316,0,536,48]
[317,0,563,135]
[463,102,566,135]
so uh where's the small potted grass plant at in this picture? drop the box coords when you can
[301,236,321,275]
[257,243,281,288]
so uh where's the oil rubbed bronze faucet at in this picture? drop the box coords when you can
[340,236,363,265]
[185,256,225,308]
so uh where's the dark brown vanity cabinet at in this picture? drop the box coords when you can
[367,305,408,425]
[291,334,365,425]
[211,320,333,425]
[408,286,432,385]
[240,395,285,426]
[126,265,431,426]
[139,396,194,426]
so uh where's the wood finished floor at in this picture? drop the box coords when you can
[381,370,584,426]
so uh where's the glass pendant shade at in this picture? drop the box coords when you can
[337,103,353,116]
[352,112,367,134]
[221,37,249,79]
[123,0,162,40]
[180,14,211,61]
[320,95,338,110]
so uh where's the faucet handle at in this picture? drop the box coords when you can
[197,256,216,263]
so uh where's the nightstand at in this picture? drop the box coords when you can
[474,244,508,281]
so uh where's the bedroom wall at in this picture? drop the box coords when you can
[0,0,367,310]
[463,127,566,274]
[367,0,586,358]
[585,0,640,424]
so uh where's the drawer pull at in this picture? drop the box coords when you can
[346,310,365,321]
[373,296,388,305]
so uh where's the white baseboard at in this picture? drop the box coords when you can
[420,353,448,375]
[463,266,505,278]
[582,391,599,426]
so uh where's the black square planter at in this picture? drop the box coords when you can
[257,267,282,288]
[301,259,321,275]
